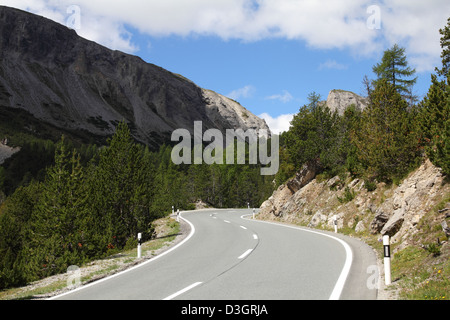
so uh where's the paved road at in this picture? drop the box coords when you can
[52,209,378,300]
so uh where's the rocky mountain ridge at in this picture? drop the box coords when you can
[0,6,269,148]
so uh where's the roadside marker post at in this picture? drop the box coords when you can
[137,233,142,259]
[177,209,180,222]
[383,235,391,285]
[253,208,256,219]
[334,215,338,233]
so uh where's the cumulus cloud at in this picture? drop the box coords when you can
[1,0,449,71]
[227,85,256,101]
[259,113,294,135]
[265,90,293,103]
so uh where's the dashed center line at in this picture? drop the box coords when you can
[253,234,258,240]
[240,225,247,230]
[238,249,253,259]
[163,282,203,300]
[224,220,231,223]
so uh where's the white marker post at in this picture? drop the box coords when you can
[253,208,256,219]
[172,206,174,214]
[176,209,180,222]
[137,233,142,259]
[383,235,391,285]
[333,215,338,233]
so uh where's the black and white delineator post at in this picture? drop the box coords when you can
[383,235,391,285]
[333,215,338,233]
[137,233,142,259]
[253,208,256,219]
[176,209,180,222]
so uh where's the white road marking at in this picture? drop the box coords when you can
[49,212,197,300]
[253,234,258,240]
[163,282,203,300]
[238,249,253,259]
[224,220,231,223]
[241,214,353,300]
[240,225,247,230]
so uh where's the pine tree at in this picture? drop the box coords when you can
[419,17,450,175]
[373,44,417,101]
[285,92,337,172]
[30,137,88,277]
[0,182,41,288]
[437,17,450,77]
[351,80,420,181]
[88,121,153,250]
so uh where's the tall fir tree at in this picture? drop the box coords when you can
[373,44,417,102]
[30,137,88,278]
[87,121,153,251]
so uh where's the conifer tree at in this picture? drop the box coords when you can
[30,137,87,277]
[0,182,41,288]
[419,17,450,175]
[373,44,417,101]
[88,121,153,250]
[437,17,450,77]
[352,80,419,181]
[285,92,337,172]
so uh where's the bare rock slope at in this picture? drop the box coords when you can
[259,159,449,253]
[0,6,269,148]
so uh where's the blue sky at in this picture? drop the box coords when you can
[1,0,449,133]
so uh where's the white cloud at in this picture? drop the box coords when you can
[259,113,294,135]
[227,85,255,100]
[265,90,293,103]
[318,59,348,71]
[1,0,449,72]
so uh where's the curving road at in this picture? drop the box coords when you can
[51,209,378,300]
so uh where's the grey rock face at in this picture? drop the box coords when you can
[0,6,269,148]
[326,90,369,115]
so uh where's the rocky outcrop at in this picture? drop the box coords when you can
[259,159,449,251]
[325,90,369,115]
[369,159,447,246]
[0,6,269,148]
[260,161,319,217]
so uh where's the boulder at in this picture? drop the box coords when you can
[286,161,319,193]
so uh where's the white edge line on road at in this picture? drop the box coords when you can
[48,212,197,300]
[240,214,353,301]
[163,282,203,300]
[238,249,253,259]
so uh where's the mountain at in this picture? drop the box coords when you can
[325,89,368,115]
[0,6,269,149]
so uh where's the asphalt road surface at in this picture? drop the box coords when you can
[51,209,379,300]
